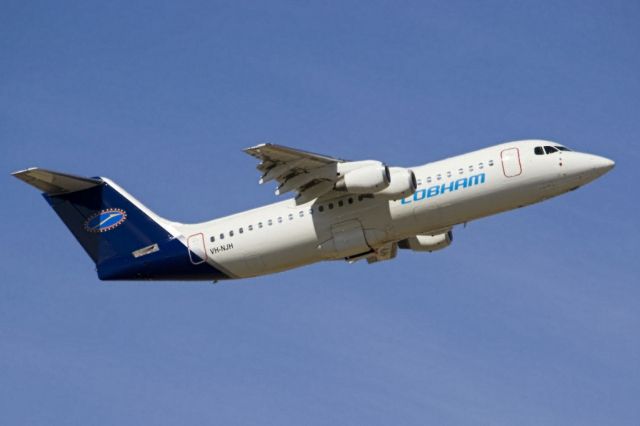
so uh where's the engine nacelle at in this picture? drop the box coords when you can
[374,167,417,200]
[398,231,453,252]
[335,162,390,193]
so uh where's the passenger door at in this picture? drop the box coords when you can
[501,148,522,177]
[187,233,207,265]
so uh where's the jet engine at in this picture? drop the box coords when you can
[374,167,417,200]
[335,162,390,193]
[398,231,453,252]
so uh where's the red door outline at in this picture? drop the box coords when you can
[501,148,522,177]
[187,233,208,265]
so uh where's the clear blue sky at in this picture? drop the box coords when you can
[2,1,639,424]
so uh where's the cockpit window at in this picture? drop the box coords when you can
[555,146,571,151]
[544,146,558,154]
[534,146,544,155]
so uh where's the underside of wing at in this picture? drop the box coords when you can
[244,143,418,204]
[244,143,346,203]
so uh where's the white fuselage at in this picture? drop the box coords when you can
[174,140,613,279]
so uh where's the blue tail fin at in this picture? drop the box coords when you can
[13,168,227,281]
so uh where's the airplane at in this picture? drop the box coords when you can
[12,140,614,282]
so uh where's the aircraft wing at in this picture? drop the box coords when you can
[244,143,348,203]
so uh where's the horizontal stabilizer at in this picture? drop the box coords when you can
[12,167,102,194]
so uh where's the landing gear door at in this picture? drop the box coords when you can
[501,148,522,177]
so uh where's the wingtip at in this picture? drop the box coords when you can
[244,142,272,152]
[11,167,38,177]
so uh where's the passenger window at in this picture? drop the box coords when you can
[328,203,334,209]
[338,200,344,207]
[258,222,263,228]
[309,208,314,215]
[358,195,364,201]
[318,205,324,212]
[348,197,354,204]
[544,146,558,154]
[277,217,282,223]
[288,213,293,220]
[210,236,215,242]
[436,174,442,181]
[229,230,234,237]
[446,171,451,178]
[299,211,304,217]
[219,233,224,240]
[268,219,273,226]
[534,146,544,155]
[427,177,432,183]
[488,160,494,166]
[248,224,253,231]
[416,179,422,186]
[458,168,463,175]
[469,165,474,172]
[479,162,484,169]
[239,227,243,234]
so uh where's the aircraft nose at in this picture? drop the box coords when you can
[597,156,615,172]
[592,155,615,174]
[577,154,615,179]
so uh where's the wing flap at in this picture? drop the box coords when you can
[295,181,336,204]
[244,143,345,200]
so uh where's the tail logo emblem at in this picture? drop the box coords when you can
[84,208,127,233]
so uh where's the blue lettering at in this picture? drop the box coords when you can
[454,178,468,190]
[414,189,427,201]
[467,173,485,186]
[402,173,487,208]
[440,181,456,194]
